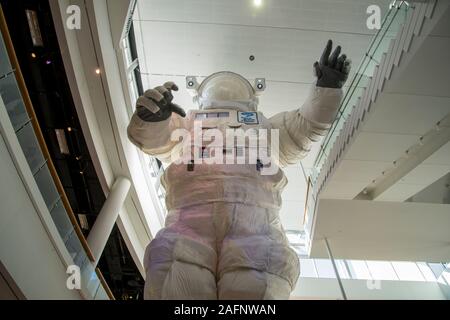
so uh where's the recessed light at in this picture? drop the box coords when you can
[95,68,101,74]
[253,0,262,7]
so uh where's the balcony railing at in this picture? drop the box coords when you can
[311,1,409,184]
[0,25,112,300]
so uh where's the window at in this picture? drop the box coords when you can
[416,262,437,282]
[442,263,450,285]
[335,260,351,279]
[366,261,398,280]
[314,259,336,279]
[347,260,372,280]
[391,262,425,281]
[297,259,446,283]
[121,14,167,223]
[299,259,318,278]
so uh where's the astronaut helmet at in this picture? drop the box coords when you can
[189,71,260,111]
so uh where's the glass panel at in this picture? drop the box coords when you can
[81,262,100,298]
[128,74,138,104]
[94,285,110,300]
[311,1,410,181]
[416,262,437,282]
[16,121,45,174]
[299,259,318,278]
[0,34,13,76]
[336,260,350,279]
[65,229,87,268]
[366,261,398,280]
[49,199,74,243]
[314,259,336,279]
[391,261,425,281]
[34,163,60,209]
[123,38,133,66]
[428,263,445,277]
[0,73,29,131]
[441,265,450,285]
[347,260,372,280]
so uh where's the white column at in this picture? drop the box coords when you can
[87,176,131,265]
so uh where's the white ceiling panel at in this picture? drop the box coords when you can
[137,20,371,83]
[279,200,305,231]
[398,164,450,186]
[363,94,450,136]
[283,179,308,202]
[320,180,368,200]
[135,0,391,34]
[376,183,432,202]
[344,132,420,163]
[424,141,450,166]
[331,159,391,183]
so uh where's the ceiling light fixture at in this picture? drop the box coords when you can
[95,68,101,75]
[253,0,262,7]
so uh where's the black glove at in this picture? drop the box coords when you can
[136,81,186,122]
[314,39,351,89]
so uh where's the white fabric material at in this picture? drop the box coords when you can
[269,85,343,167]
[127,84,343,299]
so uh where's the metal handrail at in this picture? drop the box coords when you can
[311,1,409,179]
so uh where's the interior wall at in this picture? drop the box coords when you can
[0,133,82,299]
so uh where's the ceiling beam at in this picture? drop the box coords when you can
[355,112,450,200]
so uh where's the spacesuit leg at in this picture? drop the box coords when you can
[216,204,300,300]
[143,204,218,299]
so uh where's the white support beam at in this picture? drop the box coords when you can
[355,113,450,201]
[87,177,131,264]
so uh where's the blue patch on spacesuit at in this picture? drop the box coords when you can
[237,112,259,124]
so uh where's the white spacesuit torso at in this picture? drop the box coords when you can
[161,108,287,211]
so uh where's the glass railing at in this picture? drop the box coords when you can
[0,32,109,300]
[311,1,410,183]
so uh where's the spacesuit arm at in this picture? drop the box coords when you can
[127,112,185,161]
[270,39,350,167]
[127,82,186,162]
[269,85,343,167]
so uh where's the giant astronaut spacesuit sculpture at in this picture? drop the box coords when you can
[127,40,351,299]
